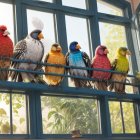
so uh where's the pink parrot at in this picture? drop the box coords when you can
[91,45,111,90]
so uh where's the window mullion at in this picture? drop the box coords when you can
[100,96,112,137]
[88,0,100,56]
[10,93,13,134]
[120,102,125,133]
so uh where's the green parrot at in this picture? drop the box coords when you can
[109,47,131,93]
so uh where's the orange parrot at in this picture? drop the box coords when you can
[44,43,66,86]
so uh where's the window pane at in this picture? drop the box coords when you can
[99,22,133,93]
[109,101,136,134]
[65,15,91,87]
[38,0,53,2]
[12,94,27,134]
[0,2,15,43]
[109,102,123,133]
[0,94,10,134]
[65,15,90,56]
[122,102,136,133]
[62,0,87,9]
[27,9,56,59]
[41,96,100,134]
[97,0,123,16]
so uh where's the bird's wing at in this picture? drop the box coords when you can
[111,59,117,70]
[65,52,70,74]
[8,40,27,81]
[82,52,91,76]
[44,53,49,63]
[12,39,27,61]
[82,52,91,68]
[65,52,70,66]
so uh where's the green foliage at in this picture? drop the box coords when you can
[42,97,99,134]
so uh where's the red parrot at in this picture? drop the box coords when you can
[91,45,111,90]
[0,25,13,80]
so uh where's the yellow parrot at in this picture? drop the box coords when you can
[44,43,66,86]
[109,47,131,93]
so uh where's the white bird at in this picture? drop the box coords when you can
[8,18,45,83]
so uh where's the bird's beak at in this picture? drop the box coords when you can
[38,32,44,40]
[57,46,62,51]
[126,50,131,55]
[104,49,109,54]
[76,44,81,50]
[3,30,10,36]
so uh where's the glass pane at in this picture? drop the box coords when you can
[0,2,15,43]
[38,0,53,2]
[41,96,100,134]
[122,102,136,133]
[97,0,123,16]
[12,94,27,134]
[99,22,133,93]
[65,15,90,56]
[62,0,87,9]
[27,9,56,60]
[0,93,10,134]
[109,102,123,133]
[65,15,91,87]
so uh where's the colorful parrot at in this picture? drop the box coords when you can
[8,19,45,83]
[91,45,111,91]
[66,41,91,88]
[44,43,66,86]
[109,47,131,93]
[0,25,13,80]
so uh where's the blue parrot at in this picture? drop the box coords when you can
[66,41,91,88]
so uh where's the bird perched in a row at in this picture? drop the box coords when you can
[0,25,13,80]
[8,18,44,83]
[44,43,66,86]
[109,47,131,93]
[91,45,111,91]
[66,41,91,88]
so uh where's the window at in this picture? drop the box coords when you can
[0,93,28,134]
[99,22,133,93]
[97,0,123,16]
[109,101,136,134]
[65,15,91,56]
[0,0,139,139]
[38,0,53,2]
[27,9,56,59]
[62,0,87,9]
[99,22,127,61]
[0,2,15,43]
[41,96,100,134]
